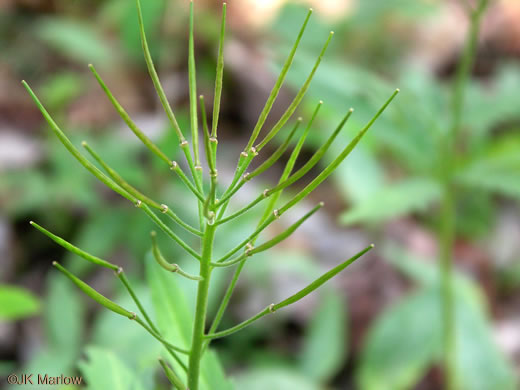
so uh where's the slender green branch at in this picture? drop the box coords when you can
[31,222,167,347]
[255,31,334,151]
[117,271,160,334]
[88,65,172,166]
[52,261,136,318]
[136,0,185,143]
[441,2,488,389]
[30,222,119,271]
[205,244,373,340]
[135,0,200,189]
[158,358,187,390]
[82,142,201,237]
[212,2,227,139]
[53,262,189,356]
[170,161,205,203]
[245,7,313,151]
[188,0,201,175]
[200,95,218,221]
[135,316,190,355]
[265,107,353,196]
[216,107,352,224]
[199,95,217,176]
[261,100,322,223]
[215,119,303,209]
[151,231,203,281]
[22,81,137,204]
[188,223,216,390]
[211,202,323,268]
[216,216,276,264]
[277,89,399,214]
[204,103,321,351]
[140,204,201,261]
[247,119,302,181]
[218,7,313,208]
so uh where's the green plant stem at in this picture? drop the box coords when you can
[212,2,226,139]
[140,204,201,261]
[440,2,487,389]
[135,0,200,187]
[158,358,187,390]
[211,202,323,268]
[205,244,373,340]
[88,65,172,167]
[188,222,216,390]
[117,272,160,333]
[151,231,203,281]
[82,142,201,237]
[171,162,205,203]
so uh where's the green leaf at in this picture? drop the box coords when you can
[79,346,145,390]
[146,254,233,390]
[299,290,347,382]
[35,18,112,65]
[358,287,442,390]
[456,134,520,200]
[91,287,161,389]
[0,285,40,320]
[332,143,385,204]
[234,367,320,390]
[455,288,518,390]
[44,274,85,357]
[358,248,517,390]
[341,178,441,225]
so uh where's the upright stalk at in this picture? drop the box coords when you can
[188,223,216,390]
[440,1,487,388]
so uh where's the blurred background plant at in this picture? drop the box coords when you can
[1,0,519,389]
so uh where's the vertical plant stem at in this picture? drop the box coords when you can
[188,223,216,390]
[440,1,487,389]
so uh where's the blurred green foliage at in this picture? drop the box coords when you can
[2,0,519,388]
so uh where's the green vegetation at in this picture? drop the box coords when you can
[22,1,397,388]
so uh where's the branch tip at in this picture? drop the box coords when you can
[52,261,58,266]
